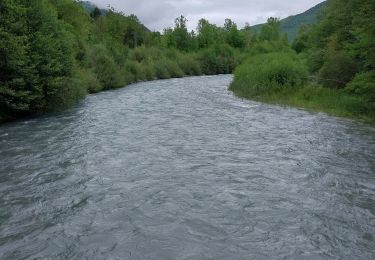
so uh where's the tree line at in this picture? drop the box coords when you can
[0,0,252,122]
[1,0,374,123]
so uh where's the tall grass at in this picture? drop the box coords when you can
[254,84,373,120]
[230,52,308,97]
[230,51,374,122]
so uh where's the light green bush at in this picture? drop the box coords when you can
[124,60,145,81]
[153,60,171,79]
[346,71,375,101]
[77,69,102,93]
[140,62,156,80]
[87,45,124,89]
[177,54,202,76]
[230,52,309,97]
[198,44,239,75]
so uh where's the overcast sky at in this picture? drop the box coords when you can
[89,0,325,31]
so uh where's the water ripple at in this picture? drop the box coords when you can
[0,75,374,259]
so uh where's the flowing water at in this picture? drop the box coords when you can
[0,75,374,259]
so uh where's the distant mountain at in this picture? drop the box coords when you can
[251,1,327,41]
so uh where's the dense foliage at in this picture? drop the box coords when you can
[1,0,374,123]
[230,52,308,97]
[231,0,375,121]
[294,0,375,118]
[0,0,251,122]
[230,18,308,96]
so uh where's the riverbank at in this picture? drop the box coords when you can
[229,82,375,124]
[0,1,247,124]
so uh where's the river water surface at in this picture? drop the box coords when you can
[0,75,374,259]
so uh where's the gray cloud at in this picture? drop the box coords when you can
[89,0,325,31]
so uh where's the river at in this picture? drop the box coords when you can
[0,75,374,259]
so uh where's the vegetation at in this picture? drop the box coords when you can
[230,52,308,97]
[0,0,252,123]
[230,0,375,122]
[251,1,327,41]
[1,0,374,123]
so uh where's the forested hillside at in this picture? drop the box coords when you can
[0,0,251,123]
[251,1,327,41]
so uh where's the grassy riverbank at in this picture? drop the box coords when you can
[230,82,375,123]
[229,0,375,123]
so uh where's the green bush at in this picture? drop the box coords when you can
[247,40,293,56]
[129,46,149,63]
[198,44,239,75]
[77,69,102,93]
[123,69,136,85]
[87,45,124,90]
[47,75,87,110]
[317,51,358,89]
[153,60,171,79]
[346,71,375,102]
[230,52,308,97]
[140,62,156,81]
[177,54,202,76]
[104,40,129,67]
[160,59,184,78]
[124,60,145,82]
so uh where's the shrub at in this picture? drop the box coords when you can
[44,74,87,111]
[177,54,202,76]
[87,45,124,90]
[153,60,171,79]
[124,60,145,81]
[123,69,136,85]
[318,51,358,89]
[346,71,375,102]
[152,58,185,79]
[140,62,156,80]
[166,59,184,78]
[129,46,149,63]
[77,69,102,93]
[248,40,293,56]
[230,52,309,97]
[198,44,238,75]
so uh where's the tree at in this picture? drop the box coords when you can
[258,17,282,41]
[0,0,36,120]
[196,19,223,48]
[26,0,83,110]
[242,22,253,48]
[90,7,102,20]
[301,0,374,85]
[292,25,311,53]
[173,15,191,51]
[224,19,245,48]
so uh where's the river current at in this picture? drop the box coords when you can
[0,75,374,259]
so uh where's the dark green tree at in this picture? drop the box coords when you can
[258,17,282,41]
[197,19,222,48]
[224,19,245,48]
[90,7,102,20]
[173,15,191,51]
[0,0,36,120]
